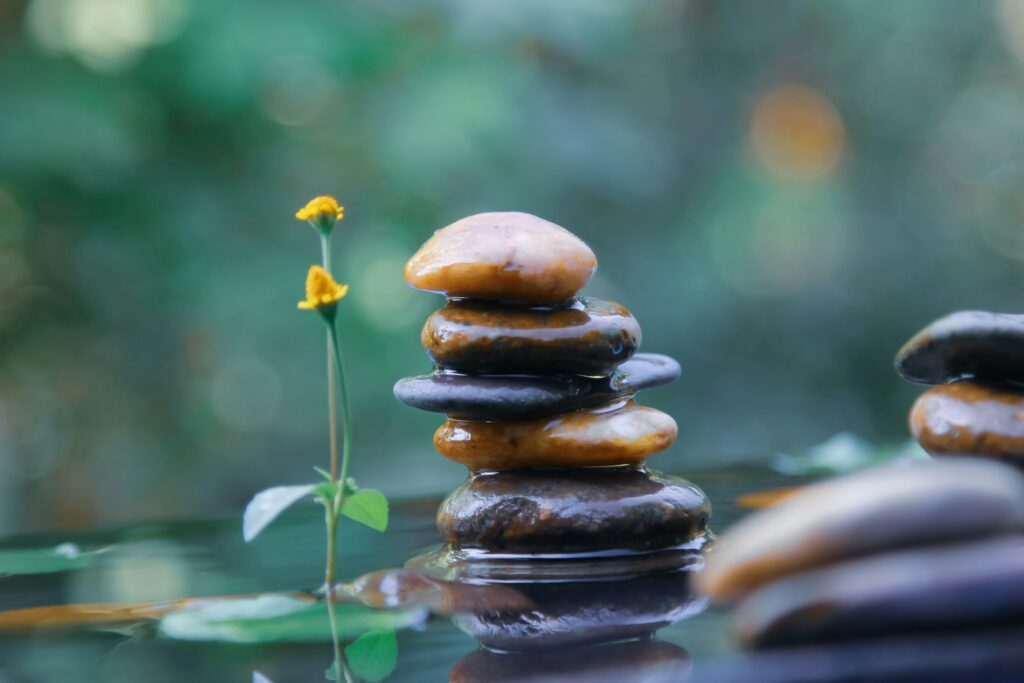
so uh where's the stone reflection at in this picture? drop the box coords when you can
[450,639,691,683]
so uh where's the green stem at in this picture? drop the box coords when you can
[327,323,354,492]
[324,501,344,679]
[324,499,338,591]
[321,234,339,482]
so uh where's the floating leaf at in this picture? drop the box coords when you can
[345,630,398,682]
[341,490,388,532]
[158,595,426,644]
[774,433,930,477]
[243,485,316,542]
[0,543,107,576]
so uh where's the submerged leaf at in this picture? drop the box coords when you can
[0,543,106,576]
[774,433,930,477]
[243,485,316,542]
[345,630,398,682]
[158,595,426,644]
[341,490,389,532]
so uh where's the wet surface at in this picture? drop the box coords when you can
[0,463,1022,682]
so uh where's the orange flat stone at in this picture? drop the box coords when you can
[433,399,677,470]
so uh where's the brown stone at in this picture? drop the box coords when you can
[403,212,597,303]
[910,381,1024,463]
[421,297,640,376]
[433,399,677,470]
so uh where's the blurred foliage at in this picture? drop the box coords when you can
[1,0,1023,533]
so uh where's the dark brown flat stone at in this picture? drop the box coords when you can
[421,297,641,376]
[438,467,710,555]
[895,310,1024,385]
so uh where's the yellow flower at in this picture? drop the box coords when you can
[298,265,349,311]
[296,195,344,233]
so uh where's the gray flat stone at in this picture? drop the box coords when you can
[735,535,1024,648]
[393,352,680,420]
[895,310,1024,385]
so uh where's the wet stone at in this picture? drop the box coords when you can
[393,352,681,420]
[895,310,1024,385]
[697,458,1024,602]
[448,571,700,652]
[735,536,1024,648]
[438,467,710,555]
[451,639,691,683]
[434,399,677,470]
[422,297,640,376]
[403,212,597,303]
[910,381,1024,464]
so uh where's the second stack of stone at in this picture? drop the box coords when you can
[396,212,709,560]
[896,311,1024,468]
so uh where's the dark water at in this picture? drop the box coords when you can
[0,464,1021,683]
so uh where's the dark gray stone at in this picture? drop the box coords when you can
[735,536,1024,648]
[895,310,1024,385]
[393,352,681,419]
[438,467,710,555]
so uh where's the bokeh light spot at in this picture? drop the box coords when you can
[750,85,845,181]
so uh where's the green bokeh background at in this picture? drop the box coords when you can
[1,0,1023,533]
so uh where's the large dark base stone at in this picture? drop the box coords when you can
[437,467,710,555]
[895,310,1024,385]
[422,297,641,376]
[393,352,681,420]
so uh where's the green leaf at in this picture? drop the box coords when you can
[774,433,931,476]
[313,481,340,501]
[341,490,388,532]
[242,485,316,542]
[325,660,339,681]
[158,595,426,644]
[313,466,333,482]
[345,630,398,682]
[0,543,106,576]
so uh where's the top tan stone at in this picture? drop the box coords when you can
[404,212,597,303]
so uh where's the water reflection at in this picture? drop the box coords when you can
[343,547,707,682]
[451,638,691,683]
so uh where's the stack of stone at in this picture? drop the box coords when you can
[395,212,709,567]
[895,311,1024,467]
[699,458,1024,647]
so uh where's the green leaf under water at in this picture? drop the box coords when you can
[242,484,316,542]
[0,543,106,576]
[158,595,425,644]
[345,630,398,682]
[341,490,389,532]
[774,432,931,476]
